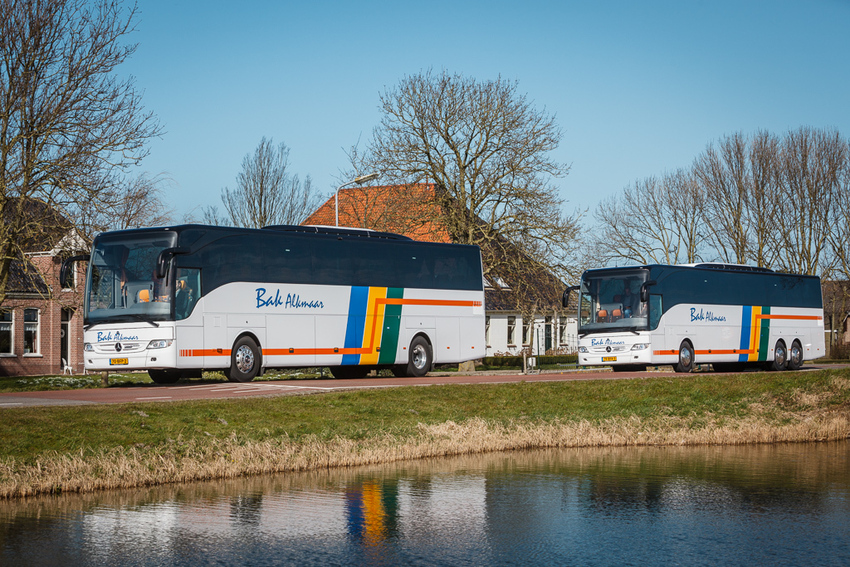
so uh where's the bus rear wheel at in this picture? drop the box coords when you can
[770,339,788,371]
[674,340,695,373]
[229,336,261,382]
[788,340,804,371]
[149,369,181,384]
[405,336,432,377]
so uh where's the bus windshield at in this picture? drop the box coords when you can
[578,269,650,335]
[85,232,177,325]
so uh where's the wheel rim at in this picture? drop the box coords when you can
[680,345,692,367]
[411,344,428,371]
[775,343,787,366]
[235,345,255,374]
[790,343,802,366]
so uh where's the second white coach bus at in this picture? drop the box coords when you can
[62,224,485,383]
[567,263,824,372]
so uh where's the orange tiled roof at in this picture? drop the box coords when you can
[302,184,451,243]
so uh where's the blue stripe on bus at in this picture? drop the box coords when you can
[738,305,752,362]
[342,286,369,365]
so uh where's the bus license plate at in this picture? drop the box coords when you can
[602,356,617,362]
[110,358,129,366]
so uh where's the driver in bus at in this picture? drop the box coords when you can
[622,283,639,317]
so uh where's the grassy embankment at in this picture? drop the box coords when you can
[1,367,848,499]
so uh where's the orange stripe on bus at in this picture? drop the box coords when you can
[756,314,822,321]
[179,297,479,358]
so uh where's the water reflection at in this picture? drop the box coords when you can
[1,442,848,566]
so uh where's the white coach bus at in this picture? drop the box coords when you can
[62,225,485,383]
[566,263,824,372]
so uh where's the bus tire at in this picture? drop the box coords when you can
[770,339,788,371]
[406,336,432,377]
[149,369,181,384]
[674,340,695,373]
[788,340,804,371]
[330,365,369,379]
[229,336,261,382]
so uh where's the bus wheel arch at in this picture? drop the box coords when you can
[405,334,433,377]
[770,339,788,371]
[228,333,262,382]
[788,339,804,371]
[674,339,695,373]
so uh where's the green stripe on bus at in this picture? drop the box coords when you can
[378,287,404,365]
[758,305,771,361]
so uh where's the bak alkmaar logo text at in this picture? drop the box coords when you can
[591,338,625,346]
[255,288,324,309]
[690,307,727,322]
[96,331,139,342]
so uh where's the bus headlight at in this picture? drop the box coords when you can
[578,346,588,353]
[147,340,174,350]
[84,343,94,352]
[630,343,649,351]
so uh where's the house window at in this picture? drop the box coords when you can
[61,256,76,290]
[23,308,39,355]
[507,316,516,345]
[0,310,12,355]
[559,318,568,345]
[522,319,531,346]
[485,316,491,346]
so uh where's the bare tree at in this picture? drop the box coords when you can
[693,133,753,264]
[0,0,161,304]
[366,70,583,284]
[774,127,846,276]
[73,174,172,245]
[220,137,320,228]
[592,170,704,265]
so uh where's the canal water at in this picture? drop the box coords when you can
[1,442,848,566]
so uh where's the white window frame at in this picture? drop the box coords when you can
[0,309,13,356]
[23,308,41,357]
[507,316,516,346]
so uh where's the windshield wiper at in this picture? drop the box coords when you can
[85,314,160,329]
[126,314,160,327]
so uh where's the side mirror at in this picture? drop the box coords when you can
[640,280,657,303]
[562,285,580,308]
[60,254,89,288]
[155,247,189,279]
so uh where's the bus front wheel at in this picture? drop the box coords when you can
[405,336,432,377]
[674,340,695,373]
[229,336,261,382]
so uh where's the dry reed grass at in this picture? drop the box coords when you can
[1,408,847,500]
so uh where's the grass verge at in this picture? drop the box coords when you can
[1,368,848,499]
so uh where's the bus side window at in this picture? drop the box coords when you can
[648,295,662,330]
[175,268,201,320]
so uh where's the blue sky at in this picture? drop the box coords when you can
[124,0,850,221]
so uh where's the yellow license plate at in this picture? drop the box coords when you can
[602,356,617,362]
[110,358,129,365]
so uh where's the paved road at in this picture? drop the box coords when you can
[0,364,836,408]
[0,369,632,408]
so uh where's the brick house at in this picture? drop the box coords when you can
[302,183,577,358]
[1,204,86,377]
